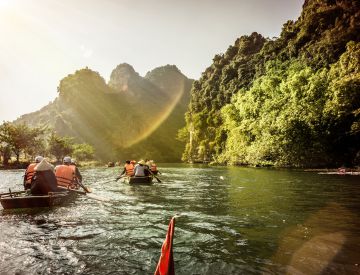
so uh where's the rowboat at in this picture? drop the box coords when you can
[318,172,360,175]
[0,190,77,209]
[121,176,154,185]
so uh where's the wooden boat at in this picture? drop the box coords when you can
[121,176,154,185]
[318,171,360,175]
[0,190,77,209]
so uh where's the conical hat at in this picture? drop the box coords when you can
[34,159,54,172]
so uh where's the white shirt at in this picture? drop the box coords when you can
[134,164,146,176]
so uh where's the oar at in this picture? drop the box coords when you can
[58,186,111,202]
[149,170,161,183]
[75,179,91,193]
[115,175,127,182]
[75,179,111,202]
[0,190,27,197]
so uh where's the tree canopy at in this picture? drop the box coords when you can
[0,122,95,165]
[181,0,360,167]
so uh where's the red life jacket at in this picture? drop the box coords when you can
[55,165,75,188]
[125,163,134,176]
[25,163,37,184]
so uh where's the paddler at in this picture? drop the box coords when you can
[54,156,82,189]
[23,155,43,190]
[120,160,135,177]
[30,159,58,195]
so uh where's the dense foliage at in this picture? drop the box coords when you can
[182,0,360,167]
[0,122,95,165]
[47,132,74,162]
[0,122,46,163]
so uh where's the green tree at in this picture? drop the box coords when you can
[72,143,95,161]
[48,132,74,162]
[0,122,46,163]
[182,0,360,166]
[0,143,11,166]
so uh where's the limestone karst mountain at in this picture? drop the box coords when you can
[16,64,193,161]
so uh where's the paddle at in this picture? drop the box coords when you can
[76,180,91,193]
[115,175,127,182]
[73,178,112,202]
[0,190,27,197]
[148,170,161,183]
[95,179,117,185]
[58,186,111,202]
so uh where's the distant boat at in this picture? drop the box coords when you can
[318,171,360,175]
[0,190,77,209]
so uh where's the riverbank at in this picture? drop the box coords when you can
[0,160,105,170]
[1,161,359,172]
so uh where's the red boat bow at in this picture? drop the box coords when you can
[154,217,175,275]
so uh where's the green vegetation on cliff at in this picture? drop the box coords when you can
[181,0,360,167]
[16,64,193,162]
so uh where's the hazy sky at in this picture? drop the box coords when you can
[0,0,303,122]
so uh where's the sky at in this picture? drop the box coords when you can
[0,0,303,122]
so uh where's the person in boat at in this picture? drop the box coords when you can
[134,160,150,177]
[23,155,43,190]
[145,159,152,176]
[120,160,135,177]
[337,165,346,174]
[145,159,151,169]
[150,160,160,175]
[54,156,82,189]
[70,158,83,183]
[30,159,58,195]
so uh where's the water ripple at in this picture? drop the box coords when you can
[1,165,360,274]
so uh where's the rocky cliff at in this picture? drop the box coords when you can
[16,64,193,162]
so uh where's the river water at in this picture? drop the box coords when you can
[0,164,359,274]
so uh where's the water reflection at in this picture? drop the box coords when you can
[0,165,359,274]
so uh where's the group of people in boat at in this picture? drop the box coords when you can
[23,156,82,195]
[23,157,159,195]
[120,159,159,177]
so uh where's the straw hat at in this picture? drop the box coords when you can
[138,160,145,165]
[34,159,54,172]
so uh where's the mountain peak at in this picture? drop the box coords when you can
[108,63,140,91]
[145,64,184,79]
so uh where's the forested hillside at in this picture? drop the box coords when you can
[181,0,360,167]
[16,64,192,162]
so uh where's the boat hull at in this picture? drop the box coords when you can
[0,191,77,209]
[121,176,153,185]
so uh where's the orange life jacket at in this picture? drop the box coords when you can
[55,165,76,188]
[125,163,135,176]
[151,163,158,172]
[25,163,37,184]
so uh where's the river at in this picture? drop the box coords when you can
[0,164,359,274]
